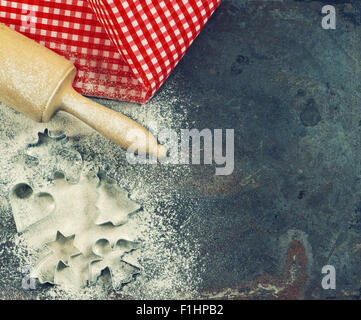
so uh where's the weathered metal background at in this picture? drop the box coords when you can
[1,0,361,299]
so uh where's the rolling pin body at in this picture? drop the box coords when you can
[0,23,165,158]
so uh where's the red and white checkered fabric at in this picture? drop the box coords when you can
[0,0,220,103]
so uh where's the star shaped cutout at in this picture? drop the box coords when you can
[46,231,81,265]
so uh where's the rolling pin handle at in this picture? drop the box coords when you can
[60,87,167,159]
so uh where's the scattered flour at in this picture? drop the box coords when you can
[0,85,201,299]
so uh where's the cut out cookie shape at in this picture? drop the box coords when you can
[95,170,141,226]
[47,232,81,265]
[10,183,55,232]
[54,254,93,289]
[32,232,81,284]
[90,239,141,289]
[25,129,83,183]
[14,171,143,289]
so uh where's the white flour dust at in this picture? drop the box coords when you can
[0,86,201,299]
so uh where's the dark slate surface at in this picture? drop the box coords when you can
[166,0,361,299]
[1,0,361,299]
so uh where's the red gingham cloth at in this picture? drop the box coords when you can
[0,0,220,103]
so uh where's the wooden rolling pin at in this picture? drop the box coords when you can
[0,23,166,158]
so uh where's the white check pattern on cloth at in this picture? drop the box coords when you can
[0,0,221,103]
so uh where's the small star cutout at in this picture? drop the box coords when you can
[47,231,81,265]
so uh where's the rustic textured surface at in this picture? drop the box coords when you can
[1,0,361,299]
